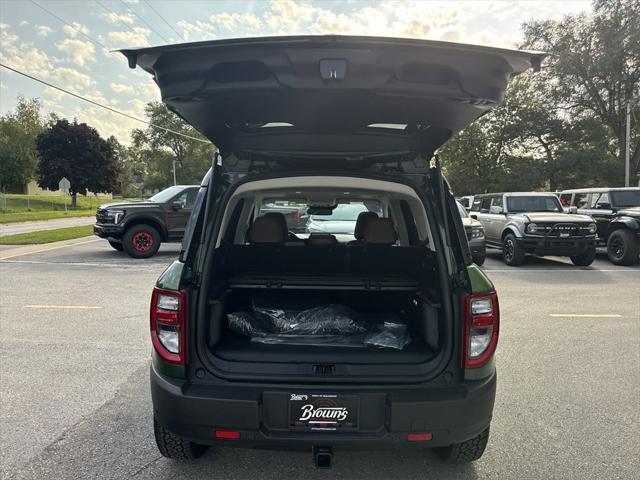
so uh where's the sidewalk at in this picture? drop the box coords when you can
[0,216,95,237]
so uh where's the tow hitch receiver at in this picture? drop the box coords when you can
[312,446,333,469]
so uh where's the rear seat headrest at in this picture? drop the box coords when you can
[353,211,378,240]
[362,218,397,244]
[249,212,288,244]
[305,233,338,246]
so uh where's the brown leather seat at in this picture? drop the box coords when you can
[305,233,338,246]
[361,218,398,245]
[348,211,378,245]
[249,212,288,244]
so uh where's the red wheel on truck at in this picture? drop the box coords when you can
[123,225,161,258]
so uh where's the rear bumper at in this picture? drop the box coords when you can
[518,236,595,256]
[93,224,123,240]
[151,364,496,450]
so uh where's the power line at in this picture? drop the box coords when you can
[118,0,171,44]
[29,0,108,50]
[142,0,185,42]
[0,63,210,144]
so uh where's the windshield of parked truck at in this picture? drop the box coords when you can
[148,186,187,204]
[611,190,640,208]
[507,195,563,213]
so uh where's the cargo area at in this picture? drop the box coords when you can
[195,177,450,381]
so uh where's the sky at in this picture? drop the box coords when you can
[0,0,593,145]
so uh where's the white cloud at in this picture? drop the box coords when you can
[63,22,90,38]
[107,27,150,47]
[138,81,160,99]
[35,25,52,37]
[210,12,262,31]
[0,24,56,79]
[54,67,95,91]
[177,20,216,41]
[110,82,135,94]
[57,38,95,66]
[101,12,135,25]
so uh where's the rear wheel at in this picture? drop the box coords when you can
[123,225,161,258]
[607,229,639,266]
[570,247,596,266]
[502,234,525,266]
[108,240,123,251]
[153,416,208,460]
[435,427,490,463]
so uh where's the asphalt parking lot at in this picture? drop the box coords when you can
[0,239,638,479]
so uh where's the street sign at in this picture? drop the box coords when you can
[58,177,71,193]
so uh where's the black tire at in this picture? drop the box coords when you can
[122,224,161,259]
[154,416,208,460]
[502,234,525,266]
[108,240,123,251]
[472,250,486,266]
[570,247,596,266]
[607,229,640,266]
[435,427,490,464]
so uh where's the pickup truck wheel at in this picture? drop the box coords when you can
[607,229,639,266]
[435,427,490,463]
[570,247,596,266]
[472,251,486,266]
[502,234,525,266]
[108,240,123,251]
[153,416,208,460]
[123,225,161,258]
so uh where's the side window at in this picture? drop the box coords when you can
[174,189,197,209]
[574,193,590,209]
[480,197,491,213]
[471,198,482,212]
[491,196,503,208]
[591,192,610,209]
[559,194,572,207]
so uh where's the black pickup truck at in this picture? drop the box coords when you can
[94,185,199,258]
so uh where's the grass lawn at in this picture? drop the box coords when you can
[0,194,136,224]
[0,225,94,245]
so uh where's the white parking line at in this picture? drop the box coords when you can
[0,238,100,260]
[549,314,622,318]
[24,305,103,310]
[0,259,153,268]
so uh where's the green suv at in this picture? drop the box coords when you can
[120,36,544,468]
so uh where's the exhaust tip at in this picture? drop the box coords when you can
[312,446,333,469]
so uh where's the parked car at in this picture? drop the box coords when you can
[558,187,640,265]
[306,203,369,235]
[457,201,486,265]
[121,36,545,466]
[94,185,199,258]
[470,192,597,266]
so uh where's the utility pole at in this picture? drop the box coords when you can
[172,159,177,186]
[625,101,631,187]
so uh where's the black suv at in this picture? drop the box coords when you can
[558,188,640,265]
[470,192,597,266]
[94,185,199,258]
[120,36,545,467]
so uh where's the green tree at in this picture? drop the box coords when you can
[0,96,45,191]
[36,119,121,207]
[131,102,214,190]
[522,0,640,182]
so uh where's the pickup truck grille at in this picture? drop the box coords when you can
[96,209,109,223]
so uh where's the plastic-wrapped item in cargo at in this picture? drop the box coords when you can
[364,322,410,350]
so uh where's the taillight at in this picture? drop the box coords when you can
[150,288,187,365]
[463,292,499,368]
